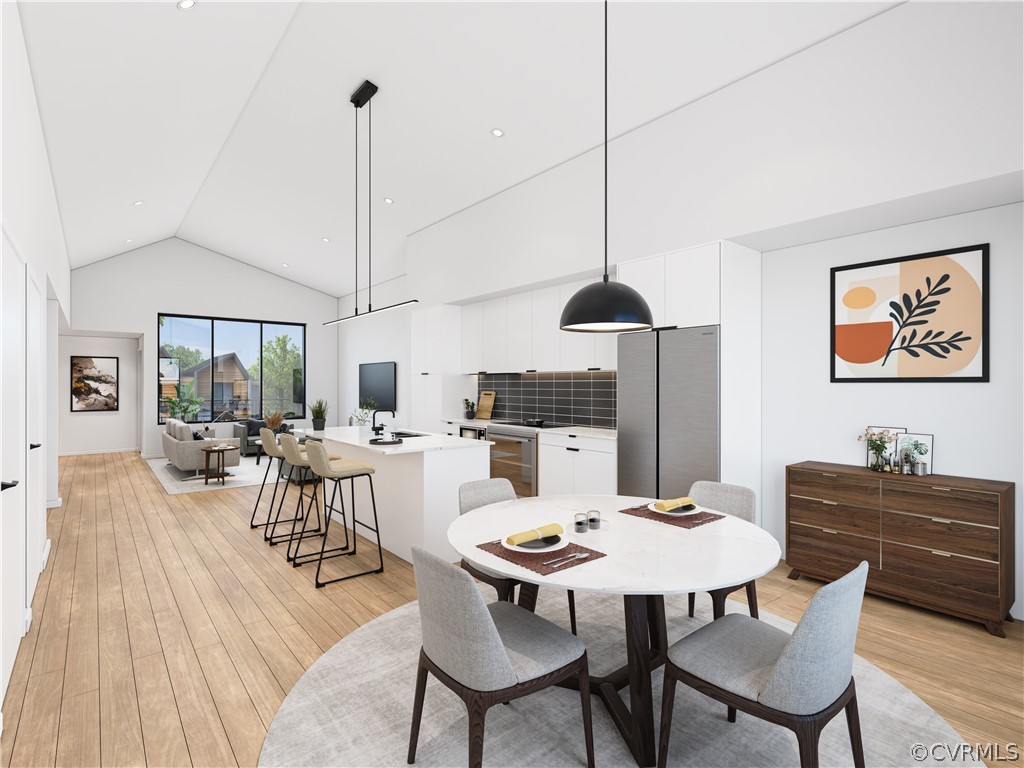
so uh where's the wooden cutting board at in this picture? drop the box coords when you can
[476,391,496,420]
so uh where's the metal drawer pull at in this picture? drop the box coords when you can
[931,550,952,557]
[821,473,838,477]
[821,500,838,506]
[931,517,952,524]
[931,486,952,492]
[821,528,839,535]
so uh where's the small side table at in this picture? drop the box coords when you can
[201,444,240,485]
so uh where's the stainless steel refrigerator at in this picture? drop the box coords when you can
[617,325,720,498]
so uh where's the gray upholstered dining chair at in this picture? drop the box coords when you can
[658,561,869,768]
[686,480,759,619]
[407,547,595,768]
[458,478,578,635]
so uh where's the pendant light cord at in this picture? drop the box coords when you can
[354,105,359,315]
[369,97,373,311]
[603,0,609,283]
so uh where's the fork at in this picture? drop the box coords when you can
[552,553,590,569]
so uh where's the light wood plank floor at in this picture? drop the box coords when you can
[2,453,1021,767]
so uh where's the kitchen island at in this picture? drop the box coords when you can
[305,426,491,562]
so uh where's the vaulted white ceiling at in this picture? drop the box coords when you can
[18,1,895,297]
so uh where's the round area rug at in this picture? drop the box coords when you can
[260,588,978,767]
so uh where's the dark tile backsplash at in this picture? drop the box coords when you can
[478,371,617,429]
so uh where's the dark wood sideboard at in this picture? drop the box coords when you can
[786,461,1016,637]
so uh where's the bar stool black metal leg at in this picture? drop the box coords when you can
[314,473,384,588]
[249,458,274,528]
[293,476,355,568]
[287,472,324,563]
[266,462,295,543]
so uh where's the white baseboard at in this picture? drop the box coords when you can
[58,447,140,456]
[46,498,62,509]
[41,538,52,571]
[140,452,166,460]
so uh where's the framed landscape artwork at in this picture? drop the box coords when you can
[831,244,989,382]
[70,356,119,412]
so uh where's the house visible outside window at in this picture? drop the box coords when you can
[157,313,306,424]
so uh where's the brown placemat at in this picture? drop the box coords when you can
[476,540,606,576]
[619,505,724,529]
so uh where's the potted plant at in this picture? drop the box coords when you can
[464,398,477,419]
[309,399,329,431]
[349,397,376,426]
[265,411,285,432]
[165,381,204,422]
[857,427,897,471]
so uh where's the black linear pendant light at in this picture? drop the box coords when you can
[325,80,418,327]
[560,1,652,333]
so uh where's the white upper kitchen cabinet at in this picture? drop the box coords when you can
[558,281,596,371]
[506,293,533,372]
[664,243,721,327]
[530,286,561,372]
[617,255,666,329]
[411,305,462,374]
[482,297,509,372]
[461,302,484,373]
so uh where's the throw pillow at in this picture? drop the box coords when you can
[246,418,266,437]
[192,430,205,441]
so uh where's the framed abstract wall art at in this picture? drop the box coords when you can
[831,244,989,382]
[70,356,119,412]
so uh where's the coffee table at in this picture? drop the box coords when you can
[200,444,240,485]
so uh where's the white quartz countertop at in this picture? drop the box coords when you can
[308,426,492,456]
[442,418,616,439]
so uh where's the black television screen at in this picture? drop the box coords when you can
[359,361,396,411]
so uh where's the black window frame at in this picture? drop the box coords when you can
[157,312,307,425]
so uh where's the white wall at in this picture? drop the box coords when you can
[1,3,71,316]
[70,237,339,458]
[46,301,60,504]
[58,335,139,455]
[407,1,1022,306]
[761,203,1023,618]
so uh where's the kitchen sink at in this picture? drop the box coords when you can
[391,431,426,438]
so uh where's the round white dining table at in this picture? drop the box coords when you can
[447,494,781,767]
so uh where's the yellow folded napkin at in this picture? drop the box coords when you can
[654,496,694,512]
[506,523,564,546]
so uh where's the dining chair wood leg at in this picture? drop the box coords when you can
[727,706,737,722]
[466,693,488,768]
[578,655,596,768]
[568,590,577,635]
[796,722,822,768]
[687,592,695,617]
[745,581,759,618]
[657,665,678,768]
[845,683,866,768]
[517,582,539,613]
[407,655,429,765]
[709,588,729,619]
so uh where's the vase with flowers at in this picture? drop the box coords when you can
[857,427,897,471]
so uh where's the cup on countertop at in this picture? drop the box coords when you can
[574,513,589,533]
[588,509,601,530]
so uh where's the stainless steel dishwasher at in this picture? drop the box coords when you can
[484,424,537,497]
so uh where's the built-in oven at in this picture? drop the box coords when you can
[484,425,537,497]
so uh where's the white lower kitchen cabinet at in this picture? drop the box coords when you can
[538,432,617,495]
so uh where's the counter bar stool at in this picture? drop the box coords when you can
[250,427,299,536]
[273,433,327,558]
[297,439,384,587]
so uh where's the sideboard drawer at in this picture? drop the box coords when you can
[881,510,998,562]
[789,524,879,569]
[881,481,999,527]
[881,542,999,596]
[789,469,879,507]
[789,496,879,538]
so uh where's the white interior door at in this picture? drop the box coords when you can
[26,268,46,606]
[1,237,28,701]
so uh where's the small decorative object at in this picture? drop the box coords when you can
[914,463,928,476]
[588,509,601,530]
[71,356,119,412]
[863,426,906,469]
[350,396,376,426]
[264,411,285,432]
[857,427,898,471]
[464,398,477,419]
[831,244,988,382]
[574,513,589,533]
[899,433,933,475]
[309,398,329,431]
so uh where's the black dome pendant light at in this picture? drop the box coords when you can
[325,80,418,327]
[560,0,652,333]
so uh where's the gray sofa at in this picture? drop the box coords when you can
[162,418,241,473]
[233,420,265,457]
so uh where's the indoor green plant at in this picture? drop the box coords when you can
[350,396,376,426]
[164,381,204,422]
[309,398,329,431]
[464,398,476,419]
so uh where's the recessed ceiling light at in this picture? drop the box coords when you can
[125,239,133,244]
[383,198,393,204]
[132,200,144,207]
[491,128,504,137]
[322,237,330,243]
[282,263,289,268]
[177,0,196,9]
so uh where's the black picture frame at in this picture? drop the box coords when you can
[831,244,989,383]
[70,356,119,412]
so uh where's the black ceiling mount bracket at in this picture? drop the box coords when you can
[350,80,378,108]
